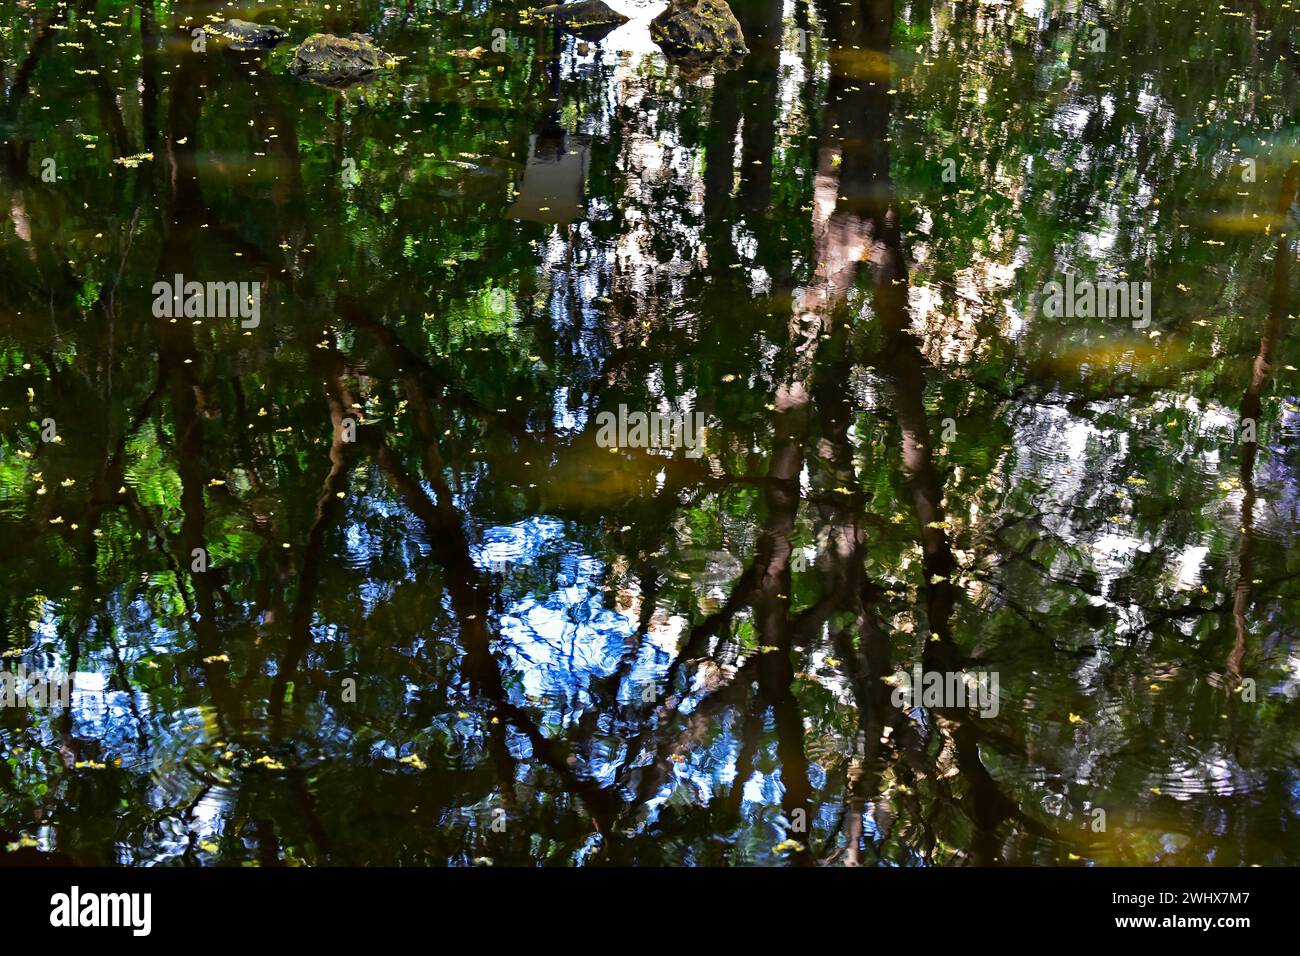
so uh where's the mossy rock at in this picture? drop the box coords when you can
[651,0,747,72]
[534,0,630,37]
[288,34,396,86]
[203,19,288,51]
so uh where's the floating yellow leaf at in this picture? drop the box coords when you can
[112,152,154,168]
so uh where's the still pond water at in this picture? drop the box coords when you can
[2,0,1299,865]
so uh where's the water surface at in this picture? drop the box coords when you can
[2,0,1299,866]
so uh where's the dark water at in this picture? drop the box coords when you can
[1,0,1299,867]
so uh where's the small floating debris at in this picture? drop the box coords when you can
[112,152,154,168]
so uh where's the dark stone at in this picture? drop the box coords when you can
[203,19,288,51]
[651,0,747,73]
[533,0,630,38]
[288,34,396,86]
